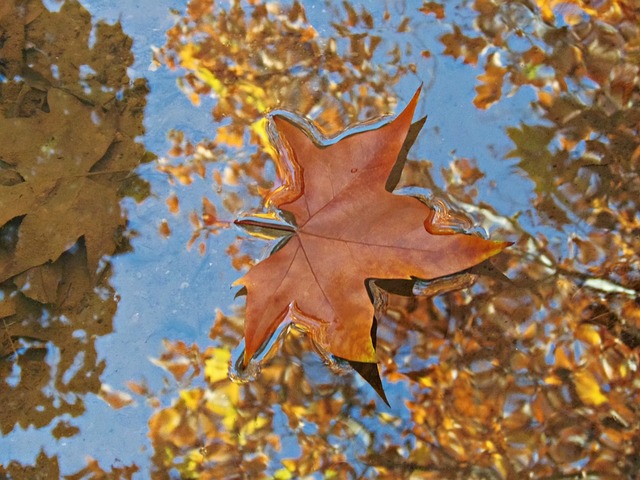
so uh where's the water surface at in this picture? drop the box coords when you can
[1,0,638,478]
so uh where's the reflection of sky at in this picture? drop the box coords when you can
[2,0,556,476]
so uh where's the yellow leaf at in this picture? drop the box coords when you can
[238,81,268,111]
[204,348,231,384]
[239,414,269,444]
[554,345,573,369]
[180,388,204,410]
[250,118,277,159]
[574,370,608,406]
[196,67,226,95]
[149,407,181,439]
[281,459,300,475]
[544,373,562,386]
[205,382,240,431]
[179,44,228,96]
[417,375,433,388]
[575,323,601,347]
[492,452,508,478]
[274,468,294,480]
[181,449,205,476]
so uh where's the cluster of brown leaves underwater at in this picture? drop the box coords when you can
[2,0,640,478]
[1,0,150,477]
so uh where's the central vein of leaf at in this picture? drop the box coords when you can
[299,230,426,252]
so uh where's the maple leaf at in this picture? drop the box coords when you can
[234,87,509,374]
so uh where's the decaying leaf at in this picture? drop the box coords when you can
[234,87,509,374]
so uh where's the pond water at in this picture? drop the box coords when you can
[1,0,639,478]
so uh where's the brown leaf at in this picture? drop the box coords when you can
[440,25,487,65]
[159,219,172,238]
[474,54,507,109]
[234,87,509,369]
[419,2,445,19]
[13,263,61,304]
[0,89,116,181]
[0,177,123,282]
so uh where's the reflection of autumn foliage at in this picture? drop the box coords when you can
[438,0,640,110]
[156,0,418,250]
[437,0,640,296]
[147,315,376,478]
[381,288,639,477]
[144,1,640,478]
[0,449,139,479]
[158,0,410,135]
[0,0,150,475]
[146,279,639,478]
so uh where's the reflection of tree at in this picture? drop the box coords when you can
[0,448,139,479]
[0,0,149,474]
[159,0,412,133]
[155,0,418,250]
[403,1,640,477]
[450,0,640,235]
[148,0,640,478]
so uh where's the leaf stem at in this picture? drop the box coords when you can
[233,218,296,233]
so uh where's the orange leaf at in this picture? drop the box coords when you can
[474,55,507,109]
[126,380,149,396]
[202,197,217,225]
[215,124,244,148]
[234,87,509,385]
[99,384,134,410]
[166,194,180,214]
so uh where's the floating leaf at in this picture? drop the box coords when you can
[234,87,509,386]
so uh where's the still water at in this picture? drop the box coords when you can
[1,0,638,478]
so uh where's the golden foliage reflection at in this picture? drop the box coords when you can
[145,0,640,478]
[5,0,639,477]
[154,0,419,253]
